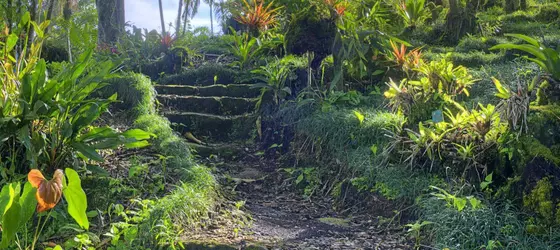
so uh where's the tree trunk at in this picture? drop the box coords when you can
[64,0,73,62]
[448,0,459,14]
[519,0,527,10]
[504,0,517,13]
[6,0,13,31]
[176,0,183,36]
[182,5,188,36]
[209,0,214,35]
[96,0,125,45]
[28,0,38,48]
[45,0,56,34]
[159,0,166,36]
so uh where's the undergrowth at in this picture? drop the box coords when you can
[89,72,218,248]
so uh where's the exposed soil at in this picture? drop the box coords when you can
[186,153,414,250]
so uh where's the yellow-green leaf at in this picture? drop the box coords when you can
[354,111,365,125]
[63,168,89,230]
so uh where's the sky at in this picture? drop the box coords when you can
[125,0,214,33]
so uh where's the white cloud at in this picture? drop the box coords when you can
[125,0,216,33]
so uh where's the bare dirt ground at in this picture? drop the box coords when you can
[186,154,413,250]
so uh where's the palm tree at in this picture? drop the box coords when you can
[181,0,201,35]
[203,0,214,35]
[159,0,166,35]
[176,0,183,35]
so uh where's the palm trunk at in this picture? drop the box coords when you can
[504,0,517,13]
[182,6,188,35]
[159,0,166,36]
[209,0,214,35]
[176,0,183,35]
[64,0,73,62]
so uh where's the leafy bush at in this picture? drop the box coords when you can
[384,57,476,123]
[285,5,336,67]
[386,104,508,177]
[535,4,560,23]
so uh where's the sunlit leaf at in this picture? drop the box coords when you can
[353,110,365,125]
[63,168,89,230]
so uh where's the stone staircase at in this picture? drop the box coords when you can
[155,82,261,158]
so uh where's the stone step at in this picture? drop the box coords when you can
[164,111,256,142]
[158,95,258,116]
[155,84,261,98]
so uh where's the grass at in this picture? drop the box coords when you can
[87,71,219,248]
[419,197,560,250]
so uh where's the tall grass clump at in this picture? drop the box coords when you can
[419,197,560,249]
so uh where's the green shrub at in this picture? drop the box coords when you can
[285,6,336,66]
[535,4,560,23]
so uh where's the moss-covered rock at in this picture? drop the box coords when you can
[158,95,257,116]
[527,106,560,147]
[523,176,560,226]
[158,64,239,86]
[155,84,261,98]
[164,111,257,142]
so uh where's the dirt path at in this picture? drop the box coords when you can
[186,156,413,250]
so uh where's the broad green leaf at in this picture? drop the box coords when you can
[6,34,18,53]
[1,185,21,248]
[0,185,11,215]
[19,182,37,228]
[85,164,110,176]
[505,33,540,47]
[63,168,89,230]
[490,44,546,61]
[71,142,104,162]
[19,12,31,26]
[122,129,155,140]
[31,21,44,38]
[468,196,482,210]
[454,197,467,212]
[71,50,93,80]
[125,140,151,149]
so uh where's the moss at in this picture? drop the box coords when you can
[523,177,556,224]
[158,64,239,86]
[527,106,560,147]
[101,72,156,117]
[455,36,501,53]
[519,136,560,167]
